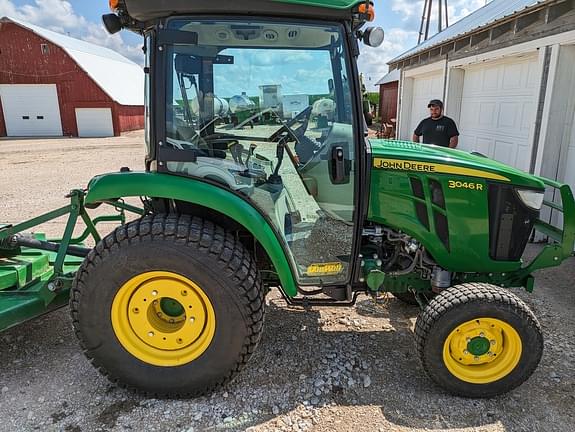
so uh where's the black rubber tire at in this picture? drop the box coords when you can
[70,214,265,397]
[415,283,543,398]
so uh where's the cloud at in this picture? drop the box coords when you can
[0,0,143,64]
[358,28,418,91]
[360,0,487,90]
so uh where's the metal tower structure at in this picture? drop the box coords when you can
[418,0,449,44]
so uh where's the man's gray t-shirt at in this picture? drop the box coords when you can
[414,116,459,147]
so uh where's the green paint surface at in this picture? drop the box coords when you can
[86,171,297,297]
[367,140,546,273]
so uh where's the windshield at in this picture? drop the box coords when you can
[163,19,357,285]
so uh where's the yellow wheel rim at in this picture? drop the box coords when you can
[443,317,522,384]
[111,271,216,367]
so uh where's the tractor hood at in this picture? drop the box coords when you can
[368,139,545,190]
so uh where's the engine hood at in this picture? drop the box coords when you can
[368,139,545,190]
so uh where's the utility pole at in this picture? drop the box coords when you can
[418,0,450,44]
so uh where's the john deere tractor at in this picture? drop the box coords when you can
[1,0,574,399]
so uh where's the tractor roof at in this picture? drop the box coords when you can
[120,0,366,22]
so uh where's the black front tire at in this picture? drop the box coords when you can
[70,214,264,397]
[415,283,543,398]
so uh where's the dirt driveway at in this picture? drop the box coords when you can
[0,132,574,432]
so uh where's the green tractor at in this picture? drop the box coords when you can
[1,0,574,399]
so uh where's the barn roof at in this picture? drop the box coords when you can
[375,69,400,86]
[2,17,144,106]
[389,0,542,63]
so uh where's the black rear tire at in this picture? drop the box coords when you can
[70,214,264,397]
[415,283,543,398]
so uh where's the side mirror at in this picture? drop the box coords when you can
[102,14,122,35]
[362,27,384,47]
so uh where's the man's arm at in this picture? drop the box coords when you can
[449,135,458,148]
[413,120,424,142]
[447,118,459,148]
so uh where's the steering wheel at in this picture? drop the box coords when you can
[284,105,313,139]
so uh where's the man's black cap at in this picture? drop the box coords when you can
[428,99,443,108]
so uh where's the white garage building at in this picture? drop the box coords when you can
[388,0,575,192]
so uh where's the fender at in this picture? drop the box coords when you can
[85,171,297,297]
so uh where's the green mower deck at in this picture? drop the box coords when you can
[0,189,144,332]
[0,238,84,331]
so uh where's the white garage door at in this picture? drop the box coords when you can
[75,108,114,137]
[458,55,539,171]
[409,72,444,136]
[0,84,62,136]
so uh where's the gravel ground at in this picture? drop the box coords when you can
[1,132,574,432]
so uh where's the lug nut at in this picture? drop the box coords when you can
[148,331,154,337]
[152,290,158,296]
[479,332,485,337]
[464,350,469,355]
[490,340,496,345]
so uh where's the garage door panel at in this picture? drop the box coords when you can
[497,102,520,128]
[515,144,531,171]
[475,137,493,156]
[493,140,517,166]
[478,102,495,126]
[409,73,444,135]
[458,55,538,171]
[521,102,534,130]
[527,60,540,87]
[75,108,114,137]
[483,67,500,91]
[0,84,62,136]
[503,63,524,89]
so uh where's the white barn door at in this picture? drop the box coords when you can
[457,55,539,171]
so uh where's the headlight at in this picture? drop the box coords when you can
[516,189,544,210]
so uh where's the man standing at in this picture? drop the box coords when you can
[412,99,459,148]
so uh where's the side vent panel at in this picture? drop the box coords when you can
[415,202,430,230]
[410,177,425,199]
[429,179,445,209]
[433,211,450,251]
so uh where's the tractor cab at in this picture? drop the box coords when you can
[104,0,383,286]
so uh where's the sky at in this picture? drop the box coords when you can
[0,0,488,92]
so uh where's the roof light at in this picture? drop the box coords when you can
[109,0,120,11]
[363,27,384,47]
[359,3,375,22]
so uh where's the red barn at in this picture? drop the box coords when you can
[376,69,399,124]
[0,17,144,137]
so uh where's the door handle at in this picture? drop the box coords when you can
[330,145,347,184]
